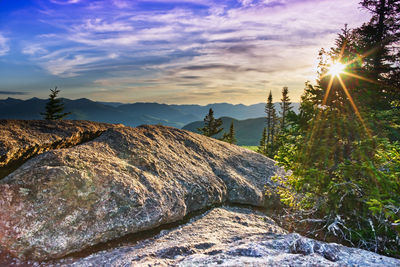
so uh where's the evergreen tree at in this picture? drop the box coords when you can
[265,91,273,145]
[197,108,223,137]
[272,16,400,256]
[353,0,400,107]
[269,106,278,157]
[221,121,237,144]
[280,86,292,131]
[257,127,267,155]
[41,87,70,120]
[265,91,278,156]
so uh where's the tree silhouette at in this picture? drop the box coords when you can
[197,108,223,137]
[221,121,237,144]
[265,91,278,156]
[41,87,71,120]
[257,127,267,155]
[280,86,292,131]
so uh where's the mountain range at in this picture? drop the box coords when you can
[182,117,267,146]
[0,97,299,130]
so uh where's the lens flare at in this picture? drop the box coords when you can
[328,62,346,77]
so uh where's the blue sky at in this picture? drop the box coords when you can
[0,0,370,104]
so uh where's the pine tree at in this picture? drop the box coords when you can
[265,91,278,156]
[280,86,292,131]
[266,91,273,145]
[197,108,223,137]
[354,0,400,107]
[257,127,267,155]
[221,121,237,144]
[272,10,400,254]
[269,107,278,157]
[41,87,70,120]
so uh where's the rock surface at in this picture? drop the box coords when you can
[0,121,285,260]
[57,207,400,267]
[0,120,115,179]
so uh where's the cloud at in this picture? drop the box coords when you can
[112,0,130,8]
[238,0,254,6]
[22,44,48,55]
[49,0,81,4]
[0,34,9,56]
[0,91,28,95]
[78,19,134,32]
[17,0,370,103]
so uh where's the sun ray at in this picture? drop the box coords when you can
[345,45,380,66]
[341,72,378,84]
[305,76,334,159]
[337,75,371,136]
[328,62,346,77]
[322,75,334,105]
[305,40,376,158]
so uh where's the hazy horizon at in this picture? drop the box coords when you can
[1,95,276,106]
[0,0,370,105]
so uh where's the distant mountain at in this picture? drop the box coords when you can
[97,101,124,107]
[0,97,298,129]
[172,102,299,121]
[182,117,267,146]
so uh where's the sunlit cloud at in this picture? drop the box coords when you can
[1,0,370,104]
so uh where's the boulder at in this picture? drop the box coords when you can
[59,207,400,266]
[0,120,115,179]
[0,121,285,260]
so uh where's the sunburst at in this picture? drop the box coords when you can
[328,62,346,77]
[307,43,377,152]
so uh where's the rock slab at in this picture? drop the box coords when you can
[0,120,115,179]
[61,207,400,267]
[0,121,285,260]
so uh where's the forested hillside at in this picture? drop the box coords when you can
[183,116,266,146]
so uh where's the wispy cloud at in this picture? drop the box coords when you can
[0,91,28,95]
[6,0,370,103]
[0,33,10,56]
[49,0,82,5]
[22,44,48,55]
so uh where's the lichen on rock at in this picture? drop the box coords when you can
[0,121,285,260]
[63,207,400,267]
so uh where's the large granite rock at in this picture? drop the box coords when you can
[58,207,400,266]
[0,120,115,179]
[0,121,285,260]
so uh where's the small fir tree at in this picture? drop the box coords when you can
[265,91,278,156]
[197,108,223,137]
[41,87,70,120]
[280,86,292,131]
[269,107,278,157]
[257,127,267,155]
[266,91,274,145]
[221,121,237,144]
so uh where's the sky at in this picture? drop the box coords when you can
[0,0,370,105]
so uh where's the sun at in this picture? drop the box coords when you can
[328,62,346,77]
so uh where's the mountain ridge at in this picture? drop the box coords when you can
[0,97,299,129]
[183,116,267,146]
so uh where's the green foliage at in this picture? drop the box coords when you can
[241,146,258,152]
[261,91,280,157]
[257,127,267,154]
[197,108,223,137]
[41,87,71,120]
[221,121,237,144]
[273,136,400,254]
[280,86,292,131]
[270,0,400,256]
